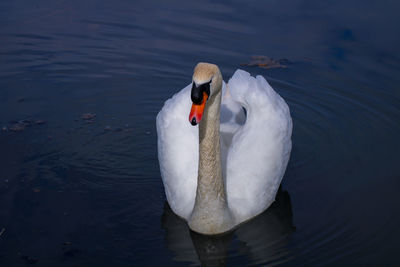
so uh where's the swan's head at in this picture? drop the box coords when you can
[189,63,222,126]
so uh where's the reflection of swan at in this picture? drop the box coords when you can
[157,63,292,234]
[161,188,295,266]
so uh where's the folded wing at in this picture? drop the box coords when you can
[156,84,198,220]
[224,70,292,223]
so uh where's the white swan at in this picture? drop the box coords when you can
[157,63,292,235]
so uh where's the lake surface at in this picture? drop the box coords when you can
[1,0,400,266]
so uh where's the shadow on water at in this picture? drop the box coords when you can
[161,188,295,266]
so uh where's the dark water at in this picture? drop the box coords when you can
[1,0,400,266]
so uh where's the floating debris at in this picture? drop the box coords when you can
[9,123,26,132]
[34,120,46,125]
[81,113,96,120]
[3,119,46,133]
[240,55,291,69]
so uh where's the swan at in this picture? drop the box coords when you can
[157,63,292,235]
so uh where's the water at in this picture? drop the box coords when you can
[1,0,399,266]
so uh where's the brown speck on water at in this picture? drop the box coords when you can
[240,55,291,69]
[5,119,46,132]
[34,120,46,125]
[9,123,26,132]
[32,187,41,193]
[81,113,96,120]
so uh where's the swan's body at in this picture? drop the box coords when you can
[157,63,292,235]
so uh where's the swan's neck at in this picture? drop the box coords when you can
[197,90,224,202]
[189,83,234,235]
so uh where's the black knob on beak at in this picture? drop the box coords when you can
[191,81,211,104]
[191,83,203,104]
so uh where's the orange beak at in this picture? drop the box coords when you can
[189,92,208,126]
